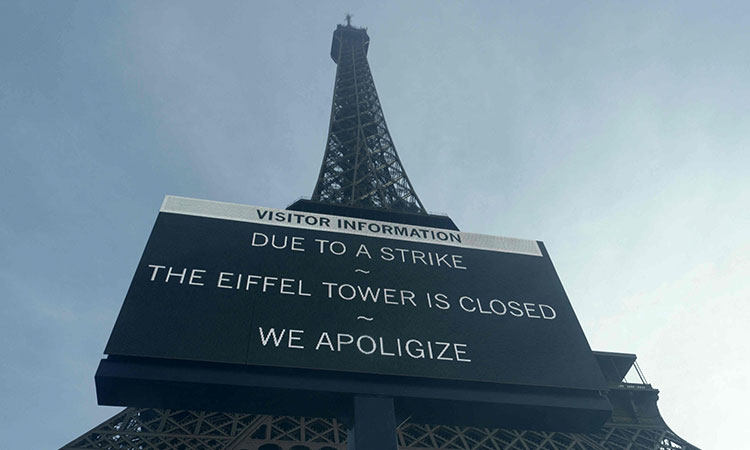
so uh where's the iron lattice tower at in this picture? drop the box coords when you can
[311,19,426,213]
[62,20,699,450]
[62,354,699,450]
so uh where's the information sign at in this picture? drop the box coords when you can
[105,196,605,391]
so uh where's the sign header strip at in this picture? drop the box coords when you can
[160,196,542,256]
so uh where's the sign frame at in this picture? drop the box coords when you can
[96,196,612,431]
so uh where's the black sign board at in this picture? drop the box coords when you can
[98,196,610,430]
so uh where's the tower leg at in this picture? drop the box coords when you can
[347,396,398,450]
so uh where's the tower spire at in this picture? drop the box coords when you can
[311,22,426,214]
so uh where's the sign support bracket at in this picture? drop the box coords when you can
[347,395,398,450]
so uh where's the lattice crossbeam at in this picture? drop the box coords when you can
[62,408,697,450]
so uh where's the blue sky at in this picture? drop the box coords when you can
[1,1,748,448]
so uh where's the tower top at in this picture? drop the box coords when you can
[331,18,369,63]
[312,21,427,215]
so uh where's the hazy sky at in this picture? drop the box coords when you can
[2,1,748,448]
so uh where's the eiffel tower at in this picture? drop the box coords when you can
[311,14,425,214]
[62,18,698,450]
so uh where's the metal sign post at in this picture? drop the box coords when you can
[348,396,398,450]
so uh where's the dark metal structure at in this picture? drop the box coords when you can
[62,353,696,450]
[311,19,425,213]
[62,19,698,450]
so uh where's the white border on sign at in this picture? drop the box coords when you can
[160,196,542,257]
